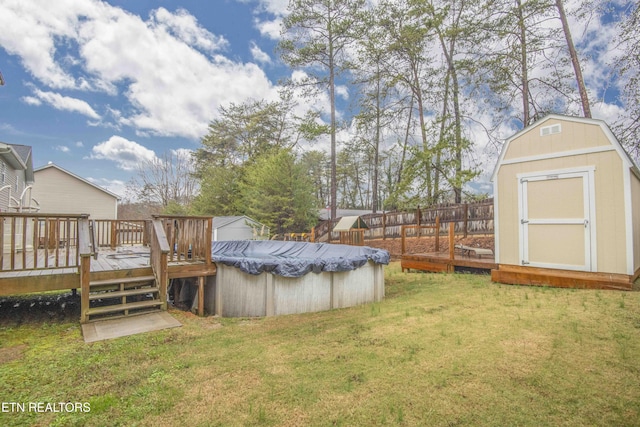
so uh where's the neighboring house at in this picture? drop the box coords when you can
[31,163,120,219]
[212,216,270,241]
[491,114,640,288]
[0,142,34,212]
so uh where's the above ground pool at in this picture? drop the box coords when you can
[204,241,389,317]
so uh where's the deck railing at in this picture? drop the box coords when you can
[154,215,212,264]
[314,199,494,242]
[0,213,89,271]
[93,219,149,249]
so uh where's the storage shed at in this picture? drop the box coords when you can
[491,115,640,290]
[212,215,269,241]
[333,215,368,246]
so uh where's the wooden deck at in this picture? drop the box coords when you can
[0,247,149,294]
[0,214,218,324]
[401,251,497,274]
[0,246,217,293]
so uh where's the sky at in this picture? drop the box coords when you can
[0,0,294,199]
[0,0,631,201]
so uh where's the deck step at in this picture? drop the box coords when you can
[87,300,164,316]
[89,287,160,301]
[90,275,155,288]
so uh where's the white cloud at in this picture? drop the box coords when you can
[29,88,100,119]
[56,145,70,153]
[89,135,156,170]
[0,0,280,140]
[86,176,126,198]
[21,96,42,106]
[151,7,228,53]
[255,17,283,40]
[250,41,272,64]
[335,85,349,101]
[236,0,289,16]
[75,141,84,147]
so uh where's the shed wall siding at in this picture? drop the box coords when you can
[32,168,117,219]
[497,147,628,275]
[632,171,640,273]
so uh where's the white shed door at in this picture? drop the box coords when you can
[520,170,594,271]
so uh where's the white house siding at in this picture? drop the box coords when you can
[31,166,118,219]
[0,159,26,212]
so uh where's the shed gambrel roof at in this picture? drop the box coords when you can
[491,114,640,182]
[34,163,121,200]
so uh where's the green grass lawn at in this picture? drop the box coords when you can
[1,263,639,426]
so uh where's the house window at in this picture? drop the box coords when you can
[0,161,5,185]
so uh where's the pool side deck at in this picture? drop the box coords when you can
[0,246,216,296]
[401,252,497,274]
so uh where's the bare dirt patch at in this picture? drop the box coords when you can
[0,344,27,364]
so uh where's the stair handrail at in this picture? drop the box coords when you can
[89,219,98,260]
[150,218,170,310]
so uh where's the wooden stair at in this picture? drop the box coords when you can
[86,274,165,322]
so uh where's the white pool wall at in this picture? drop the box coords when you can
[204,260,384,317]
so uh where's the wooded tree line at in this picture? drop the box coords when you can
[125,0,639,235]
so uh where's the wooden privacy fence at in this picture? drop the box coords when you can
[314,199,494,242]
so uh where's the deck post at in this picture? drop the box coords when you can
[78,216,93,323]
[448,222,455,261]
[79,255,91,323]
[110,220,117,250]
[198,276,205,316]
[205,217,213,265]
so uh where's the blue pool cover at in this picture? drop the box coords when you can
[211,240,390,277]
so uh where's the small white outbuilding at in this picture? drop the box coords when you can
[212,215,270,241]
[491,114,640,289]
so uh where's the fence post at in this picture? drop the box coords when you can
[448,222,455,260]
[464,203,469,238]
[382,213,386,241]
[435,216,440,252]
[401,225,406,255]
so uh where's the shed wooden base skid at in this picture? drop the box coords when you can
[491,265,634,291]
